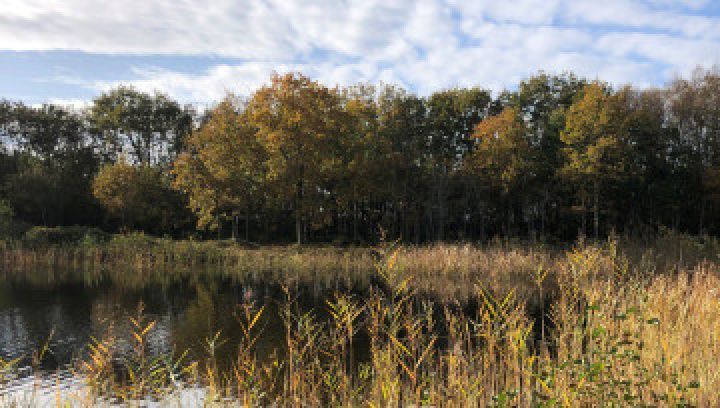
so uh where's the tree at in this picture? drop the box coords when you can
[465,107,533,236]
[337,84,382,243]
[173,96,266,241]
[7,69,720,242]
[93,161,187,234]
[375,86,429,242]
[603,87,672,234]
[666,67,720,233]
[0,102,101,227]
[425,88,492,240]
[510,73,586,237]
[247,73,347,244]
[0,102,85,158]
[0,199,13,233]
[560,83,630,239]
[90,86,193,165]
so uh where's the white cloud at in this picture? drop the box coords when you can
[31,98,91,110]
[596,33,720,70]
[78,62,401,103]
[0,0,419,59]
[3,0,720,102]
[449,0,562,25]
[644,0,712,11]
[561,0,720,40]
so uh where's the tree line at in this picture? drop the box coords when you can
[1,68,720,244]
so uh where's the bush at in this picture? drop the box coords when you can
[0,218,31,240]
[22,226,110,246]
[108,231,157,247]
[0,200,30,239]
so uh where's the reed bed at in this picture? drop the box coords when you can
[1,235,560,299]
[1,234,720,406]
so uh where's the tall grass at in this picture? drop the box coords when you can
[2,233,720,406]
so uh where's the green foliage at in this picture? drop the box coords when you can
[90,86,193,165]
[0,199,12,218]
[0,101,84,158]
[22,225,109,246]
[0,102,102,228]
[108,231,158,247]
[0,199,30,239]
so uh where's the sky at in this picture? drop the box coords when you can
[1,0,719,107]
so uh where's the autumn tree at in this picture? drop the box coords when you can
[93,161,186,233]
[173,96,266,241]
[5,69,720,241]
[561,83,632,239]
[465,107,533,236]
[247,73,347,244]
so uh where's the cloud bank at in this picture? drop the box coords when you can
[2,0,719,102]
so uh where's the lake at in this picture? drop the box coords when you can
[0,264,377,405]
[2,240,713,406]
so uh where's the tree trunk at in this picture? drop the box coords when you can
[295,213,302,245]
[593,180,599,240]
[231,214,239,242]
[699,196,707,235]
[392,205,399,240]
[541,190,547,240]
[523,203,535,242]
[296,178,303,245]
[245,208,250,242]
[352,201,359,243]
[437,186,445,241]
[143,134,153,165]
[505,199,512,237]
[414,213,421,244]
[480,214,486,242]
[581,191,587,239]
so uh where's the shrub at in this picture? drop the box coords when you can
[22,226,110,246]
[108,231,158,247]
[0,200,30,239]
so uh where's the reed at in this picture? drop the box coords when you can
[2,233,720,406]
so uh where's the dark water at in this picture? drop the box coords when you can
[0,265,371,403]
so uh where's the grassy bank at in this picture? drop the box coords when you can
[3,230,719,297]
[2,233,720,406]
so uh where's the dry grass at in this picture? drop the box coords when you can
[2,233,720,406]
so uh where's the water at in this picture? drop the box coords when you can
[0,265,364,404]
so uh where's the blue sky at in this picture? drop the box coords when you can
[1,0,719,106]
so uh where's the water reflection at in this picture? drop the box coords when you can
[0,264,367,401]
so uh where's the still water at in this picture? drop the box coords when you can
[0,265,368,404]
